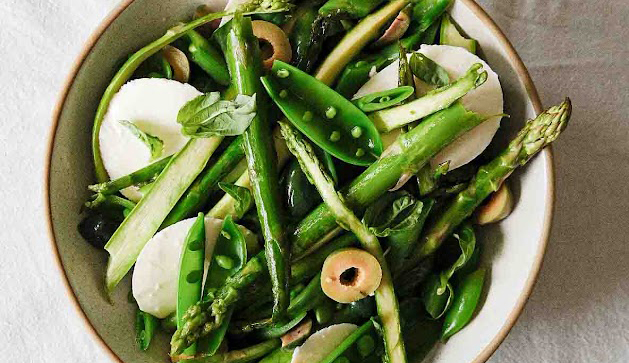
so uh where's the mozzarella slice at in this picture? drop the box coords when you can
[132,216,256,318]
[353,45,504,170]
[291,323,358,363]
[99,78,202,201]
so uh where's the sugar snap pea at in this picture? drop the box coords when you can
[177,213,206,356]
[198,215,248,355]
[441,267,486,340]
[352,86,415,112]
[135,309,158,351]
[261,60,383,166]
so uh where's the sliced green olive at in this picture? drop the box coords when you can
[321,248,383,304]
[476,182,513,225]
[261,60,383,166]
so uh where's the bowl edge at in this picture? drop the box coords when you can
[43,1,554,362]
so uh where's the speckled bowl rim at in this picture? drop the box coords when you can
[44,1,553,362]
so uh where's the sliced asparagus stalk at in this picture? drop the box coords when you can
[401,99,572,272]
[370,63,488,132]
[278,120,407,363]
[105,137,222,293]
[162,136,244,228]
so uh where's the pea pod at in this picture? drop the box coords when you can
[261,60,383,166]
[135,309,158,351]
[441,267,486,340]
[176,212,206,356]
[352,86,415,112]
[198,215,248,355]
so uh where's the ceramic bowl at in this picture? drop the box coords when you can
[46,1,553,362]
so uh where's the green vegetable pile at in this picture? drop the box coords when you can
[78,1,572,362]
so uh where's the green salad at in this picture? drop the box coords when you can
[78,0,572,362]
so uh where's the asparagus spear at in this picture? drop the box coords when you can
[171,252,267,355]
[88,156,171,195]
[181,29,230,86]
[161,137,245,228]
[401,99,572,272]
[278,120,407,363]
[291,102,487,257]
[171,234,357,355]
[178,339,281,363]
[219,14,290,323]
[207,1,406,219]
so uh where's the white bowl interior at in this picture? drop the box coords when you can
[48,1,550,362]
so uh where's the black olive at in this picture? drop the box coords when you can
[78,212,121,249]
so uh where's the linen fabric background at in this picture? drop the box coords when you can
[0,0,626,361]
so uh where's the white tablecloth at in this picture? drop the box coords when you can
[1,0,627,362]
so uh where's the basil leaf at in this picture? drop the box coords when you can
[409,53,450,87]
[177,92,257,137]
[118,120,164,160]
[436,223,476,295]
[422,274,454,319]
[218,182,254,219]
[362,191,417,237]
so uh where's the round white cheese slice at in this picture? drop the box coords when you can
[291,323,358,363]
[354,44,504,170]
[132,216,256,318]
[99,78,202,201]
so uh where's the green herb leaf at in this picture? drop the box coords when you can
[177,92,257,137]
[436,223,476,295]
[409,53,450,87]
[363,191,434,271]
[422,274,454,319]
[362,191,424,237]
[118,120,164,160]
[218,182,254,219]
